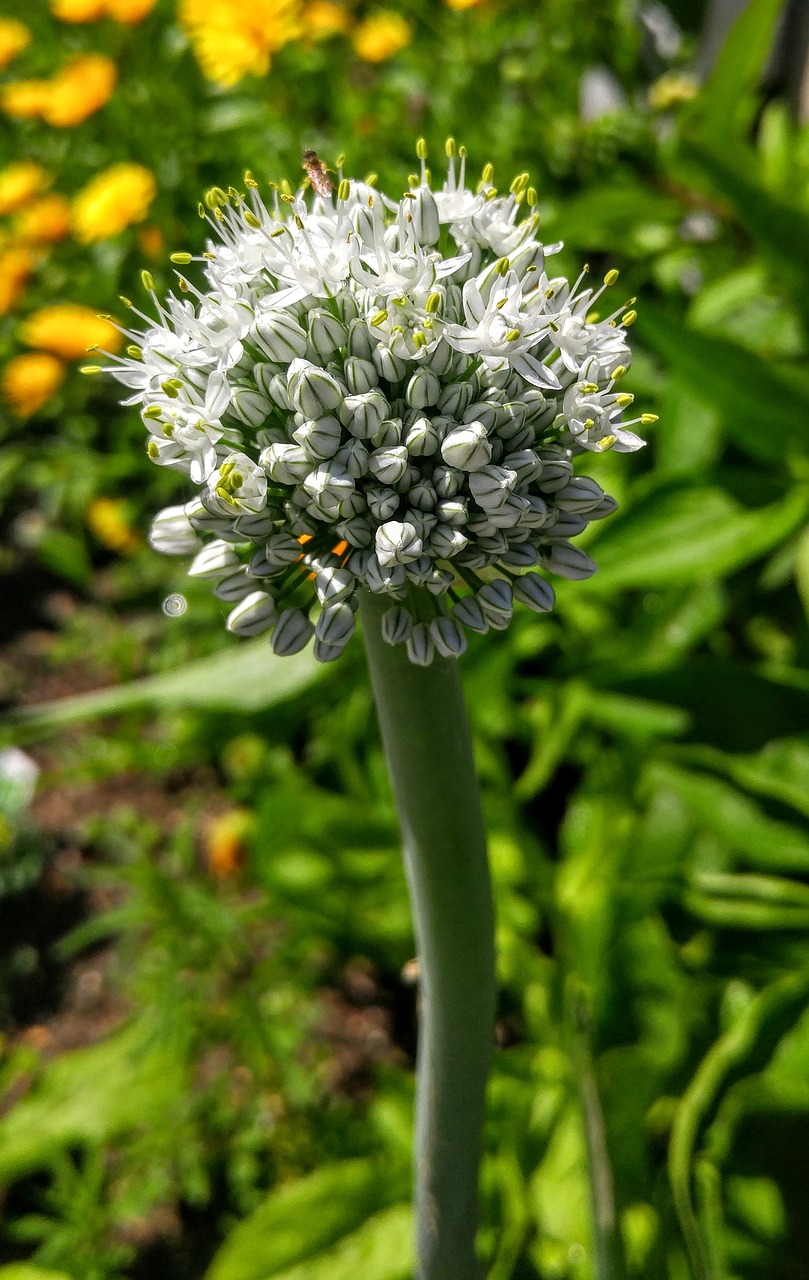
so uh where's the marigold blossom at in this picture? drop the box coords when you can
[50,0,107,19]
[0,246,35,315]
[0,18,31,72]
[1,80,52,120]
[87,496,141,554]
[0,163,50,216]
[20,305,122,360]
[352,12,412,62]
[96,143,652,665]
[1,54,116,126]
[72,163,156,243]
[13,194,72,245]
[444,0,490,8]
[2,352,65,417]
[179,0,303,86]
[303,0,349,40]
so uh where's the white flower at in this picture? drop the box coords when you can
[98,141,650,665]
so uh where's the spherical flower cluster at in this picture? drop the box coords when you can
[94,142,652,665]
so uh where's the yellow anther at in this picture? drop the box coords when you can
[641,413,659,425]
[484,186,498,200]
[615,393,634,407]
[584,418,595,429]
[197,203,205,218]
[147,441,159,458]
[178,277,189,292]
[294,214,304,229]
[622,310,638,326]
[408,173,419,187]
[586,311,600,324]
[365,172,379,186]
[126,344,143,358]
[143,405,163,419]
[505,328,521,342]
[611,365,627,380]
[596,435,616,452]
[141,270,156,291]
[336,153,346,168]
[495,256,509,276]
[119,296,132,308]
[526,187,538,206]
[416,138,428,160]
[604,268,620,286]
[580,382,599,393]
[280,179,293,196]
[202,251,218,259]
[170,252,193,264]
[370,310,388,326]
[79,365,102,375]
[445,136,456,158]
[481,162,494,185]
[244,170,258,188]
[413,331,427,348]
[213,207,225,222]
[243,210,261,228]
[337,178,350,201]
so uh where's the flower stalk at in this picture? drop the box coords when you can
[359,588,496,1280]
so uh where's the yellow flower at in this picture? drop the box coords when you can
[13,193,72,244]
[303,1,349,40]
[2,353,65,417]
[50,0,107,19]
[1,79,52,120]
[20,305,122,360]
[43,54,117,126]
[71,163,156,243]
[179,0,303,86]
[648,73,699,111]
[352,12,411,62]
[105,0,158,22]
[0,18,31,72]
[444,0,489,8]
[202,808,254,879]
[0,162,50,216]
[0,246,34,315]
[87,497,141,555]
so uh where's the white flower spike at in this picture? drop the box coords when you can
[98,143,650,664]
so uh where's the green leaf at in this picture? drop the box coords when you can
[647,762,809,875]
[205,1162,409,1280]
[8,640,322,733]
[669,968,809,1280]
[639,305,809,461]
[688,0,787,147]
[586,486,809,590]
[267,1205,413,1280]
[679,141,809,315]
[0,1023,184,1183]
[0,1270,73,1280]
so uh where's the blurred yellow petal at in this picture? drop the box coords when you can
[648,73,699,111]
[0,162,50,216]
[87,497,142,555]
[0,247,35,315]
[179,0,303,86]
[444,0,490,8]
[303,1,349,40]
[50,0,107,20]
[0,18,31,72]
[71,163,156,243]
[2,352,64,417]
[352,12,411,63]
[42,53,117,126]
[1,80,53,120]
[20,304,122,360]
[13,193,72,244]
[105,0,158,21]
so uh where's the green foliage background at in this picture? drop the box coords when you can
[2,1,809,1277]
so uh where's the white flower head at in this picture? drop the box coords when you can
[96,142,651,664]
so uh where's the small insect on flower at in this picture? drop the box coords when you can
[301,148,333,198]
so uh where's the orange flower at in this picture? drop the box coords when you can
[352,12,411,62]
[203,808,254,879]
[43,54,117,126]
[2,353,65,417]
[87,497,141,555]
[1,80,52,120]
[14,194,72,244]
[303,1,349,39]
[0,18,31,71]
[71,163,156,242]
[179,0,303,86]
[20,305,122,360]
[136,223,164,258]
[0,246,35,314]
[105,0,158,21]
[0,162,50,216]
[50,0,107,19]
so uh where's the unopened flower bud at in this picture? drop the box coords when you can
[340,390,389,439]
[440,422,492,472]
[555,476,605,513]
[412,185,440,246]
[344,356,377,394]
[406,622,434,667]
[271,608,314,655]
[369,445,409,486]
[381,605,413,645]
[226,590,278,636]
[452,596,489,633]
[513,572,555,612]
[214,570,254,602]
[308,309,347,360]
[252,310,308,362]
[469,465,518,510]
[375,519,423,567]
[541,542,598,580]
[430,616,467,658]
[287,359,344,416]
[189,539,241,578]
[149,505,201,556]
[404,416,440,457]
[406,368,441,410]
[316,601,356,647]
[292,415,342,460]
[232,387,272,429]
[260,442,310,484]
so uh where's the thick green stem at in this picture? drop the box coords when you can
[358,590,497,1280]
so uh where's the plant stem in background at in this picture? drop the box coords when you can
[359,588,497,1280]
